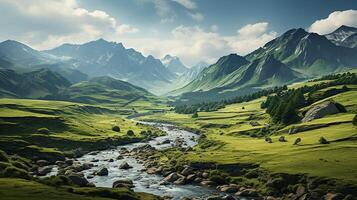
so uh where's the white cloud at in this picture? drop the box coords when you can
[238,22,269,38]
[116,24,140,34]
[172,0,196,10]
[0,0,277,66]
[210,25,219,32]
[153,0,175,23]
[0,0,139,49]
[226,22,277,56]
[122,23,276,66]
[309,10,357,35]
[188,12,204,22]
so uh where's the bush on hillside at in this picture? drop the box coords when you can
[112,126,120,132]
[37,128,50,134]
[334,102,347,112]
[0,150,9,162]
[126,130,134,136]
[192,112,198,118]
[352,115,357,126]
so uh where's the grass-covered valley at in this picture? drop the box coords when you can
[0,5,357,199]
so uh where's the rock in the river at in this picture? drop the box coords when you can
[119,162,132,169]
[220,185,239,193]
[181,166,194,176]
[235,188,258,197]
[67,173,89,187]
[36,160,48,167]
[164,172,180,182]
[302,101,340,122]
[186,174,196,182]
[202,172,209,178]
[174,176,186,185]
[37,166,52,176]
[116,155,124,160]
[205,195,225,200]
[112,179,134,188]
[200,180,215,186]
[96,167,109,176]
[109,159,114,162]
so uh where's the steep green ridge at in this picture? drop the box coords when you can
[0,68,70,98]
[172,54,301,103]
[246,28,357,75]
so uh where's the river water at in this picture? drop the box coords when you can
[78,122,226,199]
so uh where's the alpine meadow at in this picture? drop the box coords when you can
[0,0,357,200]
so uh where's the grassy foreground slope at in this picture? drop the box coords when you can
[0,178,159,200]
[0,98,165,160]
[139,79,357,183]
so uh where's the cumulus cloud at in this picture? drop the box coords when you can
[0,0,139,49]
[0,0,277,66]
[226,22,277,56]
[309,10,357,35]
[172,0,196,10]
[188,12,204,22]
[123,22,276,66]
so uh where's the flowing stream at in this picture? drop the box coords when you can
[76,122,226,199]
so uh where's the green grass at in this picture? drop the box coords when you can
[0,98,166,158]
[139,87,357,183]
[0,178,159,200]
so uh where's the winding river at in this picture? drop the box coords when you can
[48,122,241,199]
[80,122,221,199]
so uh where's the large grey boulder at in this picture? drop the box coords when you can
[302,101,340,122]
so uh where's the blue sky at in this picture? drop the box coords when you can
[0,0,356,65]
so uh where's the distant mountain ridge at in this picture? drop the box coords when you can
[45,39,176,94]
[325,25,357,48]
[172,26,357,103]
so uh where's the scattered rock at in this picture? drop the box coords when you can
[200,180,215,186]
[96,167,109,176]
[294,138,302,145]
[324,193,344,200]
[302,101,340,122]
[202,172,209,178]
[67,173,89,187]
[119,162,132,169]
[265,137,273,143]
[220,185,238,193]
[164,172,180,182]
[36,160,48,167]
[37,166,52,176]
[296,185,306,197]
[112,179,134,188]
[181,166,194,176]
[116,155,124,160]
[109,159,114,162]
[279,136,287,142]
[235,188,258,197]
[174,177,186,185]
[249,121,261,126]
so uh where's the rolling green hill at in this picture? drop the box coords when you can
[45,76,156,105]
[0,68,70,98]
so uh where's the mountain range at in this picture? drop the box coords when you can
[171,25,357,103]
[0,25,356,104]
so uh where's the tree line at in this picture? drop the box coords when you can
[261,72,356,124]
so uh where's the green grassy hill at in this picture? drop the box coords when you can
[0,68,70,98]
